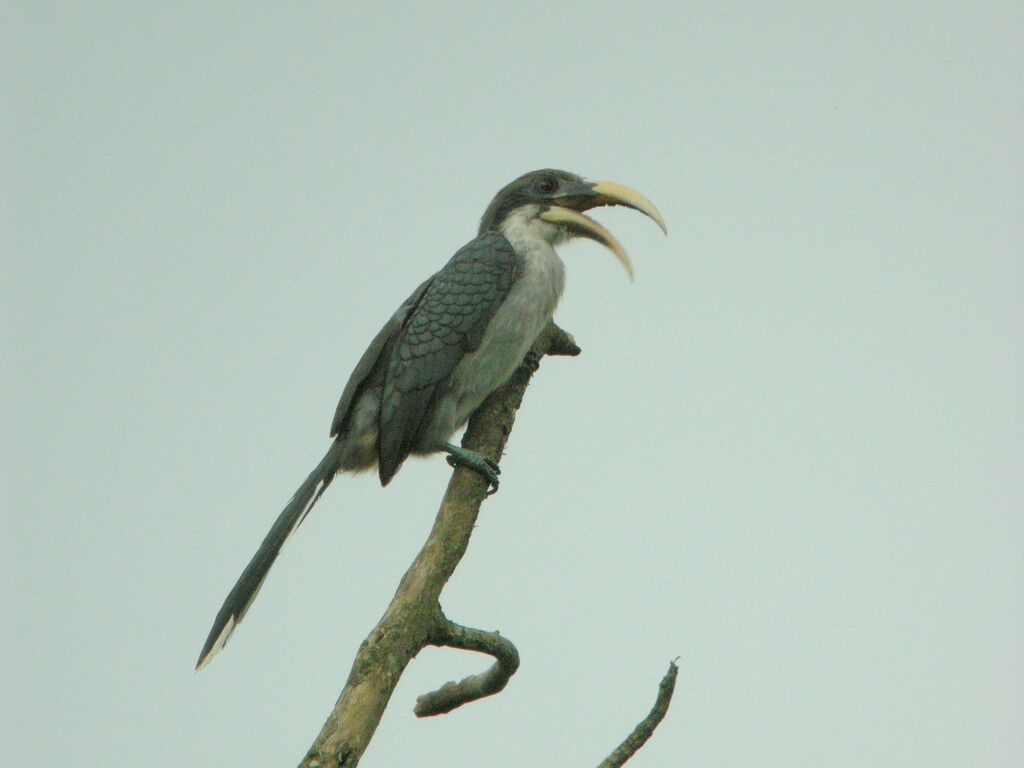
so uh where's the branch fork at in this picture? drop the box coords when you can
[299,323,674,768]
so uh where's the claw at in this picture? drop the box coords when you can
[443,443,501,494]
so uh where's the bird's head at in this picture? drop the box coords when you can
[478,169,667,279]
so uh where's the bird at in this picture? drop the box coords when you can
[195,169,666,670]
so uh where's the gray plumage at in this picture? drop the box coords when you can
[196,169,665,670]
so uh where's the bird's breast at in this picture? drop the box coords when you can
[423,236,565,443]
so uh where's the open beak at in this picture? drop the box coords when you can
[539,179,666,281]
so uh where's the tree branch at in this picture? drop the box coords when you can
[298,322,579,768]
[414,621,520,716]
[596,661,679,768]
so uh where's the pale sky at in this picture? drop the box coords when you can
[4,3,1023,766]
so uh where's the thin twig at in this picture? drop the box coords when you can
[596,661,679,768]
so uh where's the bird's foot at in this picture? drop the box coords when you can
[443,443,501,495]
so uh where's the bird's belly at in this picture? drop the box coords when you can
[420,253,564,446]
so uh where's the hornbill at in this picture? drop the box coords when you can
[196,169,665,669]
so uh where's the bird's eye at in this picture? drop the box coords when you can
[536,177,558,194]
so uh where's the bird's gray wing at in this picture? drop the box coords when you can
[330,277,432,438]
[377,232,518,484]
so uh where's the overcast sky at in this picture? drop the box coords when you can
[4,3,1022,766]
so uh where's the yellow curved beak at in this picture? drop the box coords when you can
[538,179,666,280]
[539,206,636,280]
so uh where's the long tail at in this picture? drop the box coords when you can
[195,440,346,670]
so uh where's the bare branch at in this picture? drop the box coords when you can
[596,661,679,768]
[415,621,521,716]
[298,322,577,768]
